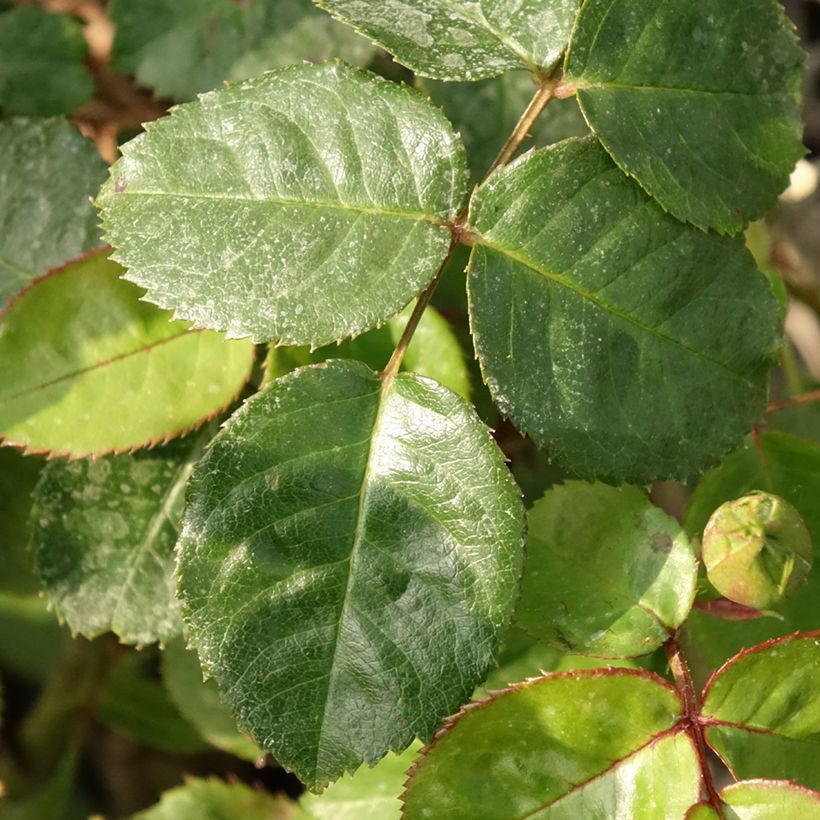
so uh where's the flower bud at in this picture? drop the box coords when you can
[702,491,813,610]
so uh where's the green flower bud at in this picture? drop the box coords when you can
[702,491,813,610]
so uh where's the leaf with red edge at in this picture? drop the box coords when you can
[701,632,820,791]
[402,668,701,819]
[719,780,820,818]
[0,251,254,457]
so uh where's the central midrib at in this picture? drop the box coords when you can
[474,237,759,390]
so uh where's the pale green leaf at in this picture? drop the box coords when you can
[132,777,290,819]
[564,0,805,233]
[0,6,93,116]
[297,742,420,819]
[0,119,105,304]
[467,137,781,483]
[701,632,820,790]
[0,252,254,457]
[418,71,588,182]
[719,780,820,819]
[683,433,820,674]
[98,63,468,346]
[265,303,470,399]
[516,482,697,658]
[109,0,374,101]
[177,359,524,787]
[317,0,579,81]
[162,637,260,761]
[31,437,210,645]
[403,670,699,819]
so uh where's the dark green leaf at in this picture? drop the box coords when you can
[32,437,210,645]
[701,632,820,790]
[0,6,93,116]
[177,359,524,787]
[515,482,697,658]
[265,303,470,399]
[110,0,374,102]
[98,63,468,346]
[162,638,259,761]
[418,72,588,183]
[403,670,698,819]
[0,593,67,683]
[0,118,105,304]
[564,0,805,233]
[0,252,254,457]
[317,0,579,81]
[467,138,781,483]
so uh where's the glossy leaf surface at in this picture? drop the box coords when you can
[516,482,697,658]
[31,439,207,645]
[718,780,820,819]
[467,138,780,483]
[0,6,93,116]
[0,119,105,304]
[403,670,698,819]
[162,638,259,761]
[701,633,820,790]
[265,303,470,399]
[565,0,805,233]
[109,0,374,101]
[177,359,524,787]
[0,252,254,456]
[684,433,820,672]
[99,63,467,345]
[317,0,579,81]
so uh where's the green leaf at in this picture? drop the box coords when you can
[265,303,470,399]
[701,632,820,790]
[0,6,93,116]
[402,670,699,819]
[0,449,43,596]
[418,72,589,183]
[0,593,67,683]
[31,437,212,645]
[718,780,820,819]
[0,119,105,304]
[98,63,468,346]
[515,482,697,658]
[317,0,579,81]
[100,651,208,755]
[162,637,260,761]
[683,433,820,673]
[564,0,805,233]
[297,742,420,819]
[132,777,290,819]
[177,359,524,788]
[467,137,781,483]
[109,0,374,102]
[0,252,254,457]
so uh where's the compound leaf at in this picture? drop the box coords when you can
[177,359,524,788]
[402,670,699,819]
[31,437,209,645]
[0,6,93,116]
[564,0,805,233]
[0,118,105,304]
[98,63,468,346]
[0,252,254,457]
[109,0,374,101]
[701,632,820,791]
[467,138,781,483]
[317,0,579,81]
[516,482,697,658]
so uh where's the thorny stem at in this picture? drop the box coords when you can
[766,388,820,416]
[383,76,561,377]
[663,635,725,817]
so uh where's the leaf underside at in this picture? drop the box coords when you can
[98,62,468,346]
[177,359,524,788]
[467,137,781,483]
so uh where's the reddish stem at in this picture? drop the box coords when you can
[664,635,725,817]
[766,388,820,416]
